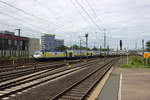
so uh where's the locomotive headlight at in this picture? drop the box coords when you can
[33,51,42,58]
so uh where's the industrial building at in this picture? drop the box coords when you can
[0,31,28,57]
[0,30,40,57]
[28,38,40,56]
[41,34,64,50]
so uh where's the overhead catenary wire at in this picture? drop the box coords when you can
[74,0,105,48]
[0,22,41,38]
[70,0,104,48]
[74,0,104,33]
[0,0,109,48]
[0,10,49,33]
[70,0,91,25]
[0,0,69,33]
[84,0,105,29]
[0,22,43,36]
[84,0,113,48]
[36,0,74,25]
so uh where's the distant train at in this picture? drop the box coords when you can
[33,50,123,60]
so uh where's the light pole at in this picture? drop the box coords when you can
[79,35,85,62]
[104,29,106,57]
[79,39,81,62]
[15,29,21,57]
[142,39,144,56]
[2,32,4,57]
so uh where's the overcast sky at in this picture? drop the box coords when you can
[0,0,150,49]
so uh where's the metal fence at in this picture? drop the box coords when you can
[0,50,28,57]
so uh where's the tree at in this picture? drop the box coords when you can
[146,40,150,51]
[92,46,98,50]
[55,45,67,51]
[100,48,109,51]
[70,45,79,50]
[69,45,91,50]
[80,46,86,50]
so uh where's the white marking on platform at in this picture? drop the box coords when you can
[118,73,122,100]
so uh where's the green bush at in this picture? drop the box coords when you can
[121,56,150,68]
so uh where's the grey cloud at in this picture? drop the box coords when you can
[0,0,150,49]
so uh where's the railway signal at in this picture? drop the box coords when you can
[120,40,122,50]
[142,39,144,56]
[120,40,123,64]
[85,33,88,59]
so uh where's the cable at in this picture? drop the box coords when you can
[0,22,42,39]
[0,22,43,35]
[0,10,48,33]
[84,0,112,49]
[74,0,103,32]
[0,0,68,33]
[36,0,73,24]
[70,0,91,25]
[84,0,105,29]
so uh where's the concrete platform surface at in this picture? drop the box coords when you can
[113,68,150,100]
[97,74,120,100]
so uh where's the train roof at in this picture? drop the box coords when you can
[39,50,101,52]
[40,50,65,52]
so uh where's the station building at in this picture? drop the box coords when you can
[0,30,40,57]
[41,34,64,51]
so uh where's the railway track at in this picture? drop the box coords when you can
[50,58,117,100]
[0,58,97,73]
[0,60,72,72]
[0,58,99,83]
[0,58,103,99]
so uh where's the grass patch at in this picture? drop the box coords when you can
[121,56,150,68]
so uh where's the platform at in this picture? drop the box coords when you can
[97,73,121,100]
[113,68,150,100]
[96,67,150,100]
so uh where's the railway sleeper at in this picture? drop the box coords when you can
[64,93,83,97]
[75,85,92,88]
[61,95,81,100]
[67,91,86,94]
[57,98,75,100]
[71,89,88,92]
[75,87,89,90]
